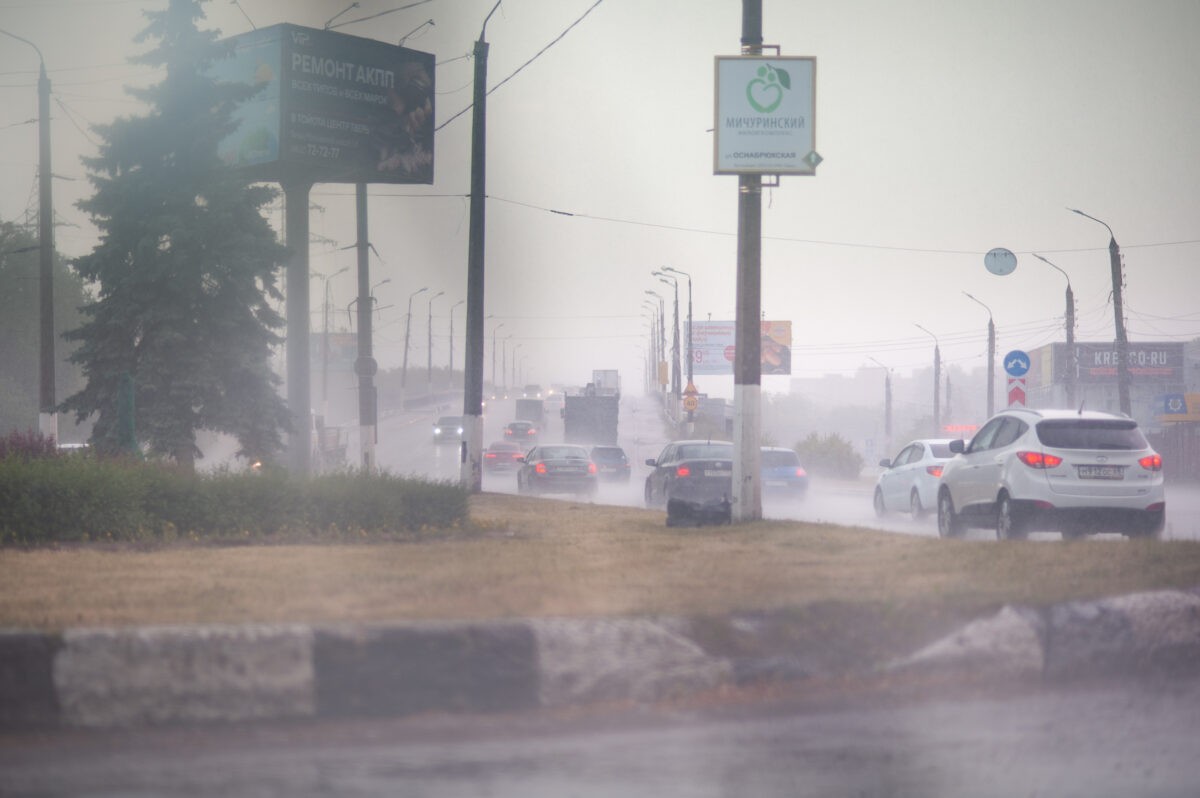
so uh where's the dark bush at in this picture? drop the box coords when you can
[0,457,469,545]
[0,430,58,461]
[794,432,865,479]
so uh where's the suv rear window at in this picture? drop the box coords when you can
[1035,419,1147,450]
[761,450,800,467]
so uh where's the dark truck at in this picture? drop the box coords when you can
[514,398,545,424]
[562,394,619,445]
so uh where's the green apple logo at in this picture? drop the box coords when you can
[746,64,791,113]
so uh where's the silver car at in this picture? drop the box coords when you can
[936,408,1165,540]
[874,439,955,521]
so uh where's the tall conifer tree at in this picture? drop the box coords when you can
[62,0,289,469]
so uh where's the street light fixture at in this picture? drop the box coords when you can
[1070,208,1132,416]
[401,287,427,391]
[963,292,996,418]
[427,290,445,392]
[448,299,464,388]
[914,324,941,435]
[662,267,693,387]
[315,266,349,425]
[1033,253,1077,407]
[654,272,681,398]
[644,290,666,396]
[867,356,892,456]
[490,320,504,391]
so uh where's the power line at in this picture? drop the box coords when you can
[436,0,605,132]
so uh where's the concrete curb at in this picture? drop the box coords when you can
[2,589,1198,731]
[888,588,1200,680]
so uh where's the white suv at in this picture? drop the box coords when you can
[936,408,1165,540]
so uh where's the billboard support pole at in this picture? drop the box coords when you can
[732,0,763,523]
[283,177,313,477]
[354,182,378,471]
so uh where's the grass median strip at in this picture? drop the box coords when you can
[2,493,1199,634]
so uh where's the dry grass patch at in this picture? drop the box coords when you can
[2,492,1199,634]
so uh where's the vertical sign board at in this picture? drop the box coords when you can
[714,56,817,176]
[215,24,435,185]
[1004,349,1030,408]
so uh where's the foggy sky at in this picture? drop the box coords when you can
[2,0,1197,400]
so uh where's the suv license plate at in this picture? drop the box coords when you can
[1078,465,1124,480]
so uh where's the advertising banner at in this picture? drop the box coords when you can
[1056,342,1184,384]
[216,24,434,184]
[714,56,817,175]
[690,320,792,376]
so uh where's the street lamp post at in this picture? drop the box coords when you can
[448,300,464,388]
[642,300,660,394]
[511,343,522,391]
[868,356,892,457]
[915,324,941,435]
[663,267,693,387]
[963,292,996,417]
[654,273,682,399]
[490,320,504,392]
[1033,253,1076,407]
[644,290,665,397]
[1070,208,1132,416]
[0,29,54,439]
[315,266,349,429]
[401,287,427,392]
[426,290,444,393]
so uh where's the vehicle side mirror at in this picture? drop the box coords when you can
[878,458,891,468]
[645,459,657,467]
[949,439,965,454]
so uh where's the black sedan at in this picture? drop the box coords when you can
[589,445,632,483]
[516,444,598,497]
[644,440,734,526]
[503,420,539,447]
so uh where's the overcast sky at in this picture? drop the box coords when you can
[2,0,1198,400]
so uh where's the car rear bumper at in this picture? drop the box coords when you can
[1014,500,1165,534]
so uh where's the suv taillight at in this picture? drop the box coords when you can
[1017,451,1063,469]
[1138,453,1163,471]
[926,465,943,478]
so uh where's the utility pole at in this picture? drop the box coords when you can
[401,286,427,393]
[427,290,443,393]
[964,292,995,418]
[1033,253,1076,407]
[732,0,764,522]
[462,1,502,492]
[916,324,940,436]
[282,178,313,475]
[1,30,55,440]
[868,357,892,456]
[1070,209,1131,416]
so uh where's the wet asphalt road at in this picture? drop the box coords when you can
[4,676,1200,797]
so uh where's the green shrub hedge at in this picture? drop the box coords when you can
[0,454,469,545]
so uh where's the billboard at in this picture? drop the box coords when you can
[689,320,792,376]
[214,24,434,184]
[1038,342,1186,384]
[714,56,817,175]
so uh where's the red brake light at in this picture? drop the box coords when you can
[485,452,496,459]
[1139,453,1163,471]
[1017,451,1063,469]
[795,467,806,478]
[588,462,597,474]
[535,462,547,474]
[676,465,691,477]
[926,465,943,478]
[527,428,536,435]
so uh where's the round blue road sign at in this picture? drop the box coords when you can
[1004,350,1030,377]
